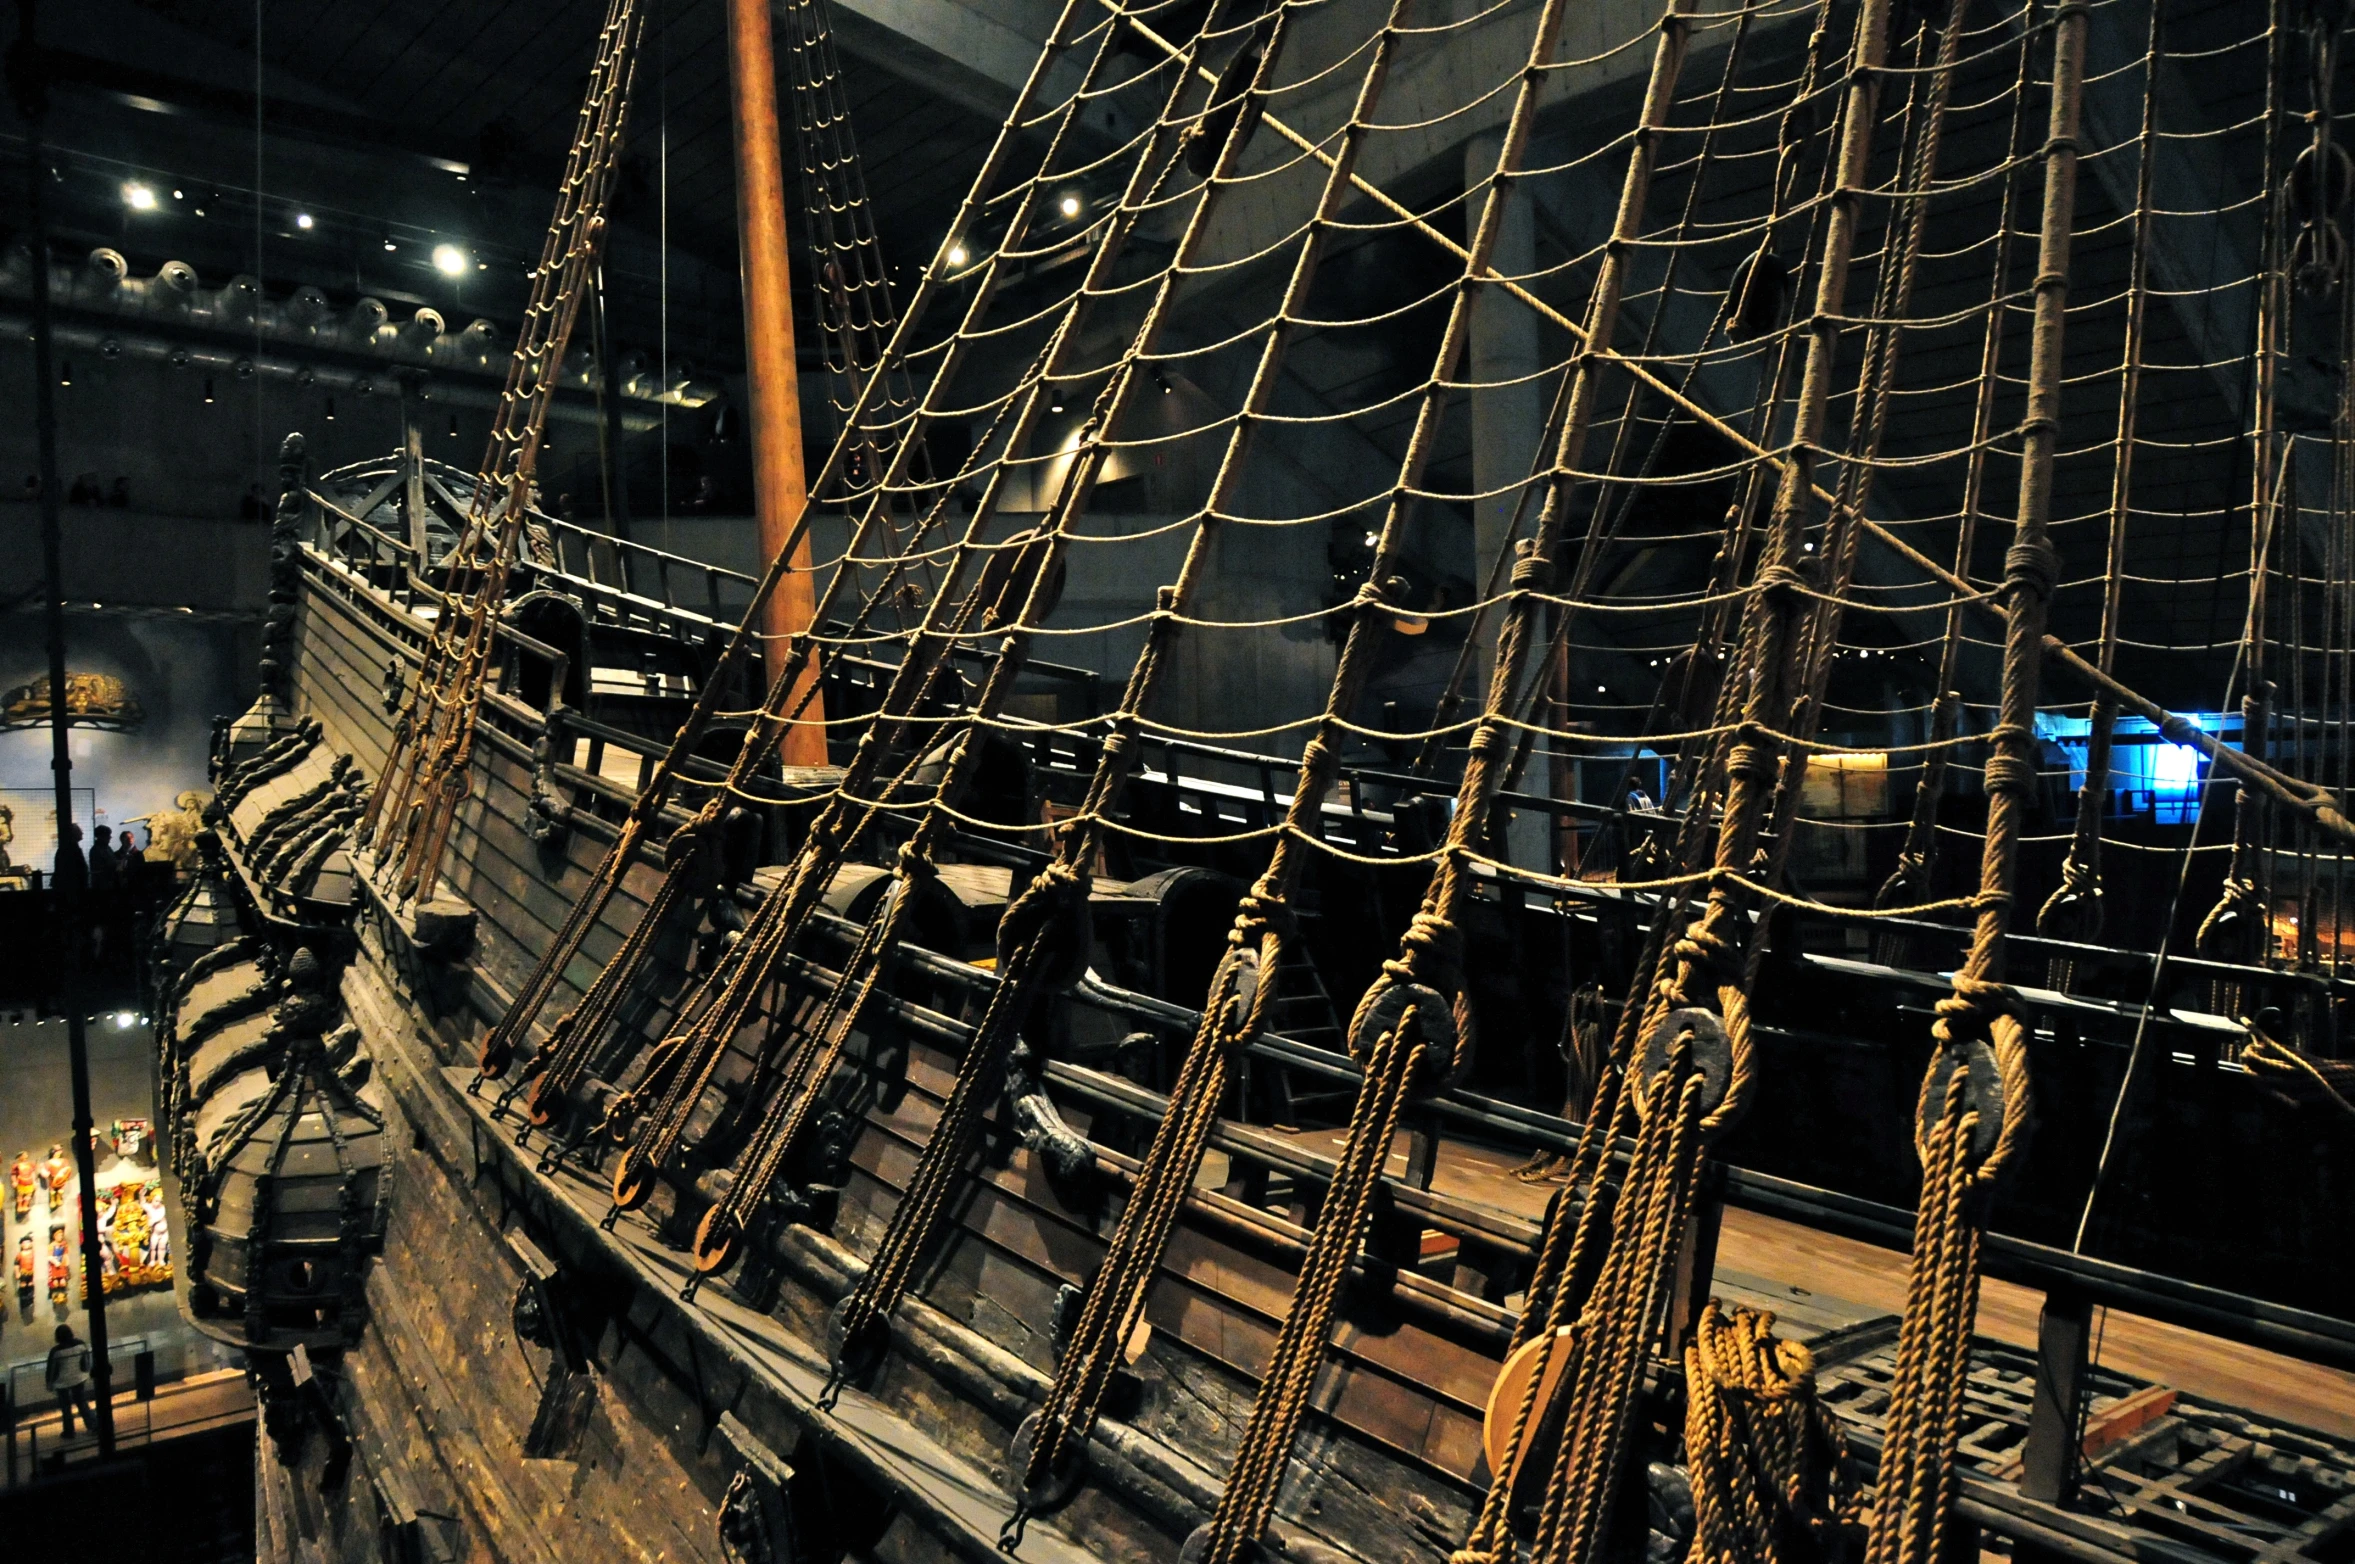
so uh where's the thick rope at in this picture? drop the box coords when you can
[1682,1302,1857,1564]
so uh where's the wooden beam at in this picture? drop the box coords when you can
[2018,1289,2095,1506]
[726,0,827,767]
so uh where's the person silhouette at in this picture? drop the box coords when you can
[89,825,119,890]
[51,821,88,892]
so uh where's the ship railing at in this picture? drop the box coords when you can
[770,907,2355,1377]
[300,456,762,649]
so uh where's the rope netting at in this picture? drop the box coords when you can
[451,0,2355,1558]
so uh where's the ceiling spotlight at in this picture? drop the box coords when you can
[1050,400,1065,414]
[58,360,72,387]
[202,376,215,404]
[946,242,969,268]
[433,243,467,276]
[448,414,459,438]
[122,182,156,211]
[325,396,336,421]
[384,237,398,253]
[172,188,183,199]
[295,212,315,229]
[1058,192,1082,218]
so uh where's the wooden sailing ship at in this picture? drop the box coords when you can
[147,1,2355,1562]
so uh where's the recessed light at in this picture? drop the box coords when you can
[123,182,155,210]
[384,238,398,252]
[1058,193,1082,218]
[296,212,314,229]
[946,242,968,268]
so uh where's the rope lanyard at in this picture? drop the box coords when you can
[475,0,1105,1086]
[1873,17,2039,941]
[1863,7,2086,1562]
[2038,0,2164,988]
[2199,0,2297,1009]
[361,0,648,903]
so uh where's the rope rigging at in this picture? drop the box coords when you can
[416,4,2355,1560]
[692,0,1388,1311]
[1861,5,2082,1561]
[471,0,1109,1098]
[360,0,649,903]
[599,3,1253,1226]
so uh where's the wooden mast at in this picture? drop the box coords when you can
[726,0,827,767]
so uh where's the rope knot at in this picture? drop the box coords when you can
[2003,539,2060,600]
[1000,862,1093,993]
[1392,908,1464,987]
[1981,723,2039,802]
[1233,884,1294,945]
[1727,730,1781,786]
[1930,975,2016,1049]
[1754,562,1808,600]
[1508,542,1549,590]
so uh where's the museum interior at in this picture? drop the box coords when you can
[3,2,2354,1563]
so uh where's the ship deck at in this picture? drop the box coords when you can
[1267,1125,2355,1441]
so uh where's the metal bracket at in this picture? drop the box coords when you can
[716,1413,798,1564]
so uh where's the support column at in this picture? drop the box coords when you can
[728,0,828,768]
[2019,1288,2094,1507]
[18,0,114,1454]
[1466,128,1547,865]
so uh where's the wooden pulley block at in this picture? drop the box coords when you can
[1480,1323,1577,1497]
[609,1144,659,1212]
[1347,975,1469,1086]
[524,1074,566,1128]
[692,1206,745,1277]
[1634,1006,1733,1124]
[826,1298,892,1387]
[1207,945,1261,1052]
[1005,1408,1088,1512]
[1915,1038,2005,1171]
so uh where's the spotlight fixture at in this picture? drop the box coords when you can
[171,189,183,199]
[946,242,969,268]
[122,181,156,210]
[1058,192,1082,218]
[383,237,398,252]
[202,376,215,404]
[433,243,467,276]
[325,396,337,421]
[1050,400,1065,414]
[448,414,459,438]
[296,212,315,229]
[58,360,71,387]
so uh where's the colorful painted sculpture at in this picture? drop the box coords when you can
[9,1151,32,1218]
[41,1145,69,1212]
[46,1224,70,1309]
